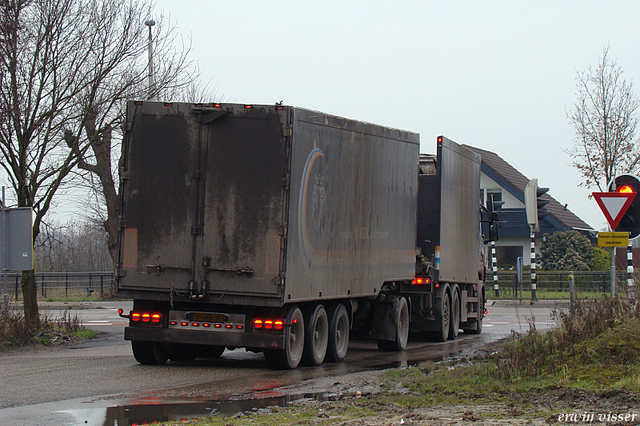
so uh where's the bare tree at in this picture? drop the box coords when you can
[0,0,201,327]
[1,0,94,326]
[62,0,202,268]
[35,218,112,272]
[566,46,640,191]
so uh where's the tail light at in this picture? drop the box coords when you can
[128,311,162,324]
[412,277,431,285]
[253,318,286,331]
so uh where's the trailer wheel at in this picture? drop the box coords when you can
[169,344,198,362]
[302,304,329,366]
[448,287,460,340]
[200,345,225,359]
[264,305,305,369]
[429,289,451,342]
[377,296,409,351]
[326,303,350,363]
[131,341,168,365]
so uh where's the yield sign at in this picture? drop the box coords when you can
[593,191,636,229]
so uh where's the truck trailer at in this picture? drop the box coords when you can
[116,101,488,369]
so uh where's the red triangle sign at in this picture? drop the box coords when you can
[593,192,636,229]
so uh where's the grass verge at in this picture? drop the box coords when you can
[164,297,640,426]
[0,309,98,350]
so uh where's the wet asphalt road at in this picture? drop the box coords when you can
[0,299,565,426]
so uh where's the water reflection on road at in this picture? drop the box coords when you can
[0,301,563,426]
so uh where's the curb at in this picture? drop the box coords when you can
[7,301,121,311]
[487,299,570,309]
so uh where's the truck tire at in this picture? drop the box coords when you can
[169,344,198,362]
[429,289,451,342]
[377,296,409,351]
[132,341,168,365]
[302,304,329,366]
[264,305,305,369]
[326,303,349,363]
[199,345,225,359]
[448,287,460,340]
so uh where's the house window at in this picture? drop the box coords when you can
[486,189,502,208]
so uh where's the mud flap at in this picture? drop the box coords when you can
[369,296,401,341]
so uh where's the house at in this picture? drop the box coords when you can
[464,145,594,268]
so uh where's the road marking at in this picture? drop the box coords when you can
[82,320,128,326]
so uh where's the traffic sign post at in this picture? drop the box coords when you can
[594,180,640,298]
[593,192,636,230]
[597,232,630,247]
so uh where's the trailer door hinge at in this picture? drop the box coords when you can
[196,109,226,124]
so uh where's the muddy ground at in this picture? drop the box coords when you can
[240,367,640,425]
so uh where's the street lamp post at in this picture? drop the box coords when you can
[145,19,155,100]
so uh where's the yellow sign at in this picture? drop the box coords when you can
[598,232,629,247]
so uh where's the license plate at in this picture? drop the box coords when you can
[190,313,225,323]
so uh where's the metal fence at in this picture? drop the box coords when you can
[2,271,114,300]
[492,271,635,299]
[1,270,634,300]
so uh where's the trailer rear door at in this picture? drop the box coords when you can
[118,103,289,305]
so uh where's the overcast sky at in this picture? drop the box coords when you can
[147,0,640,231]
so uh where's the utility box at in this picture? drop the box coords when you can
[0,208,34,271]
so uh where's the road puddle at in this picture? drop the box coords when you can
[72,392,328,426]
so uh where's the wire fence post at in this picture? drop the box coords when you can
[569,271,575,310]
[87,273,93,298]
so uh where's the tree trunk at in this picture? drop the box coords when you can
[21,270,40,329]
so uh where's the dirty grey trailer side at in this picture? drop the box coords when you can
[117,101,419,368]
[406,137,485,342]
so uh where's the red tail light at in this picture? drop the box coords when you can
[254,318,285,331]
[412,277,431,285]
[130,311,161,324]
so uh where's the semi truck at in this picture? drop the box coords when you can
[116,101,489,369]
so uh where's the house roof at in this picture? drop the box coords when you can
[463,145,593,232]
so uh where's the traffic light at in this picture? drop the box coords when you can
[485,193,503,241]
[525,178,549,232]
[608,174,640,239]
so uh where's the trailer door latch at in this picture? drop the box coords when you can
[207,266,254,275]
